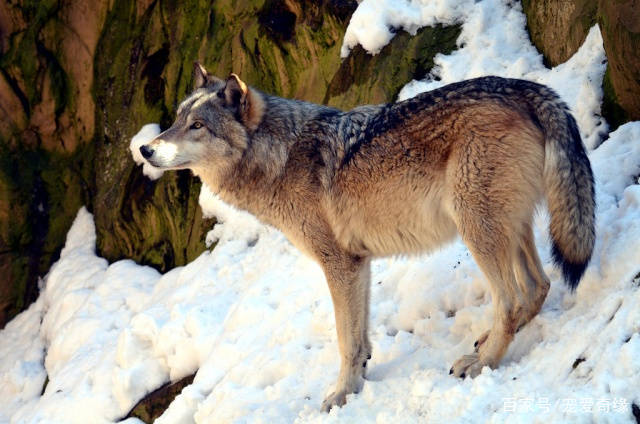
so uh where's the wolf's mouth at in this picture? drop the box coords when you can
[147,159,191,169]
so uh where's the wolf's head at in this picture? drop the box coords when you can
[139,63,264,183]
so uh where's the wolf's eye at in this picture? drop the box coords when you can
[191,122,203,130]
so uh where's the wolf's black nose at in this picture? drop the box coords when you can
[140,145,154,159]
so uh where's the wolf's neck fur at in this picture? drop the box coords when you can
[198,89,385,228]
[242,91,339,179]
[202,91,338,225]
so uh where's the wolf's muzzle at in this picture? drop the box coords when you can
[140,145,154,159]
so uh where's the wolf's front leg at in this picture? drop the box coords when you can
[320,254,372,412]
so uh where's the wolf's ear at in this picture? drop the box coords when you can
[193,62,224,89]
[223,73,264,131]
[193,62,209,89]
[223,73,248,109]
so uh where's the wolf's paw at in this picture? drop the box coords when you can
[449,353,484,378]
[321,391,347,413]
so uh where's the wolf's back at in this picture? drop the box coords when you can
[529,85,595,290]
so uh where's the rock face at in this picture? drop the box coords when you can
[598,0,640,125]
[522,0,598,66]
[325,25,460,108]
[0,0,461,327]
[522,0,640,129]
[0,0,106,325]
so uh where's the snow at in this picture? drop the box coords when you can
[2,0,639,422]
[0,298,46,423]
[129,123,164,180]
[340,0,468,57]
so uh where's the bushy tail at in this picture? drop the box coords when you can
[536,94,595,290]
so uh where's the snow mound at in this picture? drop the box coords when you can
[340,0,469,57]
[199,183,264,248]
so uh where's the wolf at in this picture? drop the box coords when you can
[138,62,595,411]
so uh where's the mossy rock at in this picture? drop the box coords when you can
[324,24,461,109]
[0,0,105,326]
[92,0,217,271]
[521,0,597,67]
[597,0,640,125]
[601,65,629,131]
[198,0,354,102]
[124,373,195,423]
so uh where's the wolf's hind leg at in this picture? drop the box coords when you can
[320,254,371,412]
[512,224,550,329]
[451,226,522,378]
[473,224,550,352]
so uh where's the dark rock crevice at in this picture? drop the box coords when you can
[124,373,196,423]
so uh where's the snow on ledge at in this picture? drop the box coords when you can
[129,123,164,180]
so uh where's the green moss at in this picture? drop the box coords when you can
[40,144,94,252]
[197,0,348,102]
[576,0,597,31]
[7,256,29,313]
